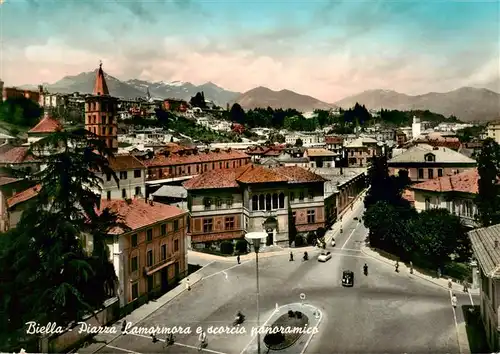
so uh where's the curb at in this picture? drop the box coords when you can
[89,266,206,353]
[360,247,477,294]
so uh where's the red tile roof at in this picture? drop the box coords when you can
[0,146,36,164]
[108,154,145,171]
[143,149,249,167]
[93,63,110,96]
[183,164,325,190]
[325,136,343,144]
[7,184,41,208]
[273,166,326,183]
[28,116,62,134]
[411,168,479,194]
[98,198,186,234]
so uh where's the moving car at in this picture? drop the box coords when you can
[331,238,336,247]
[318,251,332,262]
[342,270,354,287]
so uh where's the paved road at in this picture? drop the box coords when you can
[96,201,478,354]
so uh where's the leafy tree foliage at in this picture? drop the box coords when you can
[0,97,43,128]
[189,92,207,108]
[476,138,500,226]
[456,125,485,143]
[0,129,127,351]
[377,109,460,127]
[229,103,246,124]
[295,138,303,147]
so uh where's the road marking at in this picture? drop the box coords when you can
[106,345,141,353]
[341,228,357,250]
[204,261,251,280]
[126,332,228,354]
[449,290,462,354]
[300,306,323,354]
[239,308,279,354]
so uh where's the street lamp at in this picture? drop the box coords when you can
[245,231,267,354]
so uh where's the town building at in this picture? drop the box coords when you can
[468,224,500,351]
[183,164,326,247]
[101,155,147,200]
[304,148,337,168]
[486,121,500,144]
[396,130,407,146]
[163,99,188,113]
[90,199,188,308]
[5,184,41,230]
[27,113,62,145]
[409,168,479,228]
[0,177,36,231]
[285,132,323,146]
[2,85,42,104]
[0,145,41,173]
[344,137,380,167]
[85,63,118,152]
[387,144,476,182]
[324,136,343,156]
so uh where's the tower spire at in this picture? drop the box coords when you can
[93,61,109,96]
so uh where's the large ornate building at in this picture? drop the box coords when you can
[85,63,118,152]
[183,164,326,247]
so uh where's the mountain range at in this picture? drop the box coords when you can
[20,70,500,122]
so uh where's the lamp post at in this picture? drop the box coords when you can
[246,231,267,354]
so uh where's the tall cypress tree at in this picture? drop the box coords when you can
[476,138,500,226]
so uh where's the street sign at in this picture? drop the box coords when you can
[300,293,306,300]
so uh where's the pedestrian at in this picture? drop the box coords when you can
[186,278,191,291]
[409,261,413,274]
[151,334,159,343]
[289,252,294,261]
[121,319,127,334]
[237,254,240,264]
[451,294,457,309]
[198,330,207,350]
[448,278,453,290]
[463,280,469,293]
[395,261,399,273]
[437,267,442,278]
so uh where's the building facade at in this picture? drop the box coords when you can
[101,155,147,200]
[183,165,326,247]
[487,121,500,145]
[85,63,118,152]
[344,137,380,167]
[388,144,476,182]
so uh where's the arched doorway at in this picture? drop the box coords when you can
[263,217,278,246]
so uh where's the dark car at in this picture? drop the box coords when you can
[342,270,354,287]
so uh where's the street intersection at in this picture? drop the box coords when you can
[94,200,478,354]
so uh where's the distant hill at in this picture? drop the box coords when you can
[20,71,240,106]
[334,87,500,122]
[233,86,334,112]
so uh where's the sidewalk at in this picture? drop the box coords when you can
[78,272,204,353]
[361,246,479,296]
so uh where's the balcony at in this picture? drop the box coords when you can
[143,255,176,276]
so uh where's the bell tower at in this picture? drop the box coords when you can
[85,62,118,152]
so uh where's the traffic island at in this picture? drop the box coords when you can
[263,311,309,350]
[242,303,321,354]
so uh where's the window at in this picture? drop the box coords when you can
[290,192,295,202]
[212,162,215,169]
[106,191,111,200]
[131,256,138,272]
[102,127,106,135]
[279,193,285,208]
[203,218,213,233]
[425,198,431,210]
[428,169,434,179]
[161,224,167,236]
[204,164,208,172]
[131,283,139,300]
[174,239,179,252]
[204,198,212,209]
[438,169,443,177]
[307,210,316,223]
[173,220,179,231]
[196,165,200,173]
[215,198,223,208]
[308,190,314,200]
[265,194,272,211]
[227,198,233,208]
[425,153,435,162]
[272,194,278,209]
[147,250,153,267]
[418,169,424,179]
[134,169,141,178]
[147,229,153,242]
[108,127,113,134]
[106,173,112,182]
[131,234,138,247]
[226,162,229,168]
[161,244,167,260]
[299,192,304,201]
[233,161,236,167]
[225,217,235,230]
[252,195,258,210]
[219,162,222,168]
[187,166,191,174]
[259,195,265,210]
[158,168,163,178]
[120,171,128,180]
[122,189,127,198]
[135,186,141,196]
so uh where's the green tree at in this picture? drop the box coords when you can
[0,129,126,351]
[295,138,303,147]
[229,103,246,124]
[0,97,43,127]
[476,138,500,226]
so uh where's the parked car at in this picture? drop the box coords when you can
[342,270,354,287]
[318,251,332,262]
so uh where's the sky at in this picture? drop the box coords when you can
[1,0,499,102]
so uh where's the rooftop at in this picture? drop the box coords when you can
[0,146,36,164]
[93,63,110,96]
[344,137,378,148]
[142,149,249,167]
[7,184,41,208]
[469,224,500,279]
[411,168,479,194]
[28,115,62,134]
[325,136,343,144]
[108,154,145,171]
[306,148,336,157]
[151,185,188,199]
[388,144,476,164]
[98,198,186,234]
[0,177,19,186]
